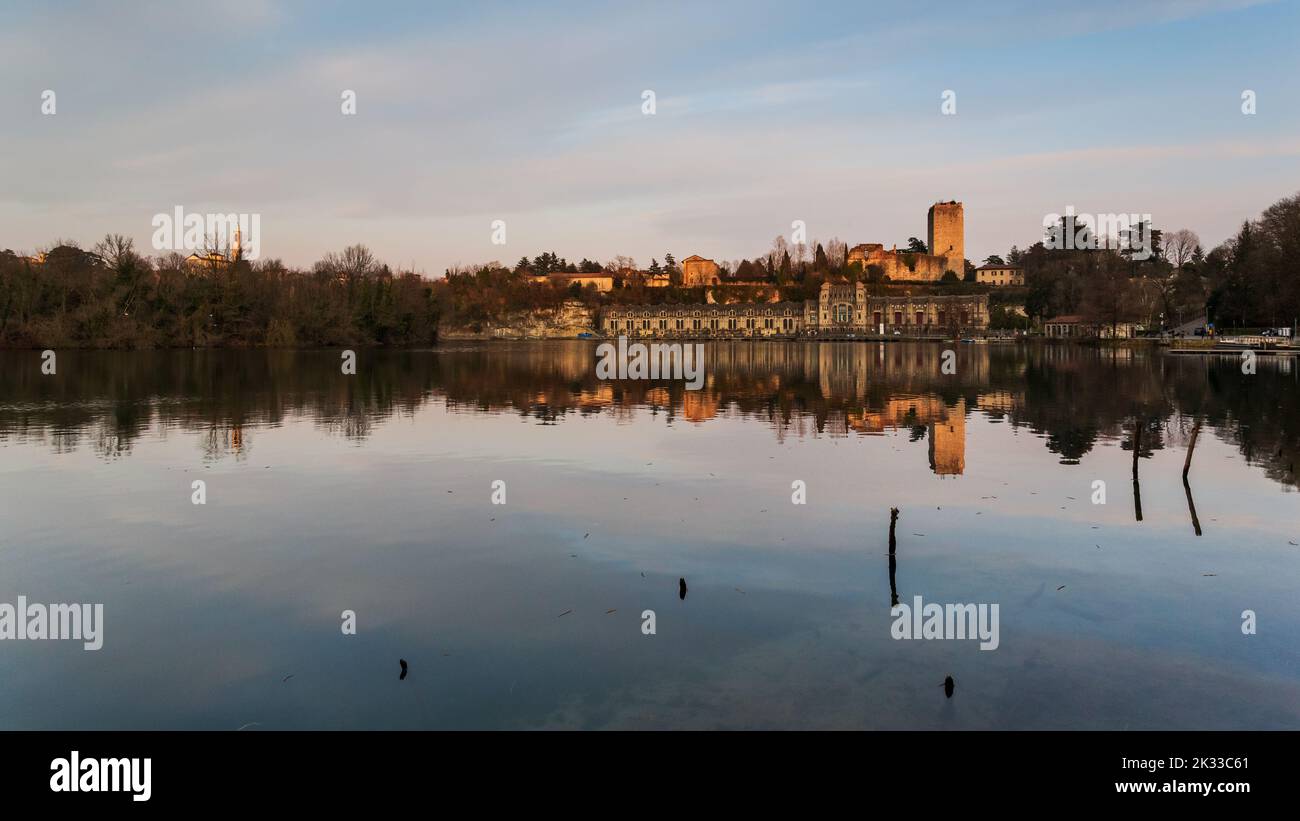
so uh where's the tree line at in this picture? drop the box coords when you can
[0,239,439,348]
[1009,192,1300,332]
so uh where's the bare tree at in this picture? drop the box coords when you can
[768,235,788,271]
[1164,228,1200,270]
[317,244,377,283]
[93,233,135,271]
[825,237,847,268]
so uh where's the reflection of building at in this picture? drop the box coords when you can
[844,394,967,475]
[848,395,949,433]
[977,390,1021,416]
[681,255,721,287]
[602,281,988,338]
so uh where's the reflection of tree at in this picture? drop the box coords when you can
[0,343,1295,491]
[1045,427,1099,464]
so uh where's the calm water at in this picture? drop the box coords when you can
[1,342,1297,729]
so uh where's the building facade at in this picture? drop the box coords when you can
[681,255,722,287]
[529,272,617,292]
[1042,315,1141,338]
[974,264,1024,286]
[601,281,988,338]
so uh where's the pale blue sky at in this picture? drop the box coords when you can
[2,0,1297,273]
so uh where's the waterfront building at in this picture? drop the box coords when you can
[600,281,988,338]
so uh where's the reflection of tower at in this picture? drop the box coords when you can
[928,398,966,475]
[681,390,719,422]
[232,223,242,261]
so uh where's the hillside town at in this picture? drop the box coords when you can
[2,194,1298,348]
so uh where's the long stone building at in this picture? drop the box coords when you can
[600,281,988,338]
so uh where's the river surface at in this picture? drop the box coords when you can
[0,341,1297,729]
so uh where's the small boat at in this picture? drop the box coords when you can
[576,332,595,339]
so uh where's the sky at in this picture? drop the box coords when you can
[2,0,1298,275]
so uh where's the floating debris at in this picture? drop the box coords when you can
[281,674,294,683]
[558,609,573,617]
[679,578,688,600]
[605,609,617,614]
[1202,573,1217,577]
[734,587,746,594]
[943,675,955,698]
[1057,585,1066,591]
[399,659,408,680]
[236,722,261,731]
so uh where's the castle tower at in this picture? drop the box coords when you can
[232,223,242,261]
[927,201,964,276]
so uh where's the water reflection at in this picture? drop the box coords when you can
[2,342,1298,730]
[1,342,1296,490]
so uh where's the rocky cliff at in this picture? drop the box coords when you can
[439,300,598,339]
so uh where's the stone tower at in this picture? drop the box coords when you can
[927,201,964,276]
